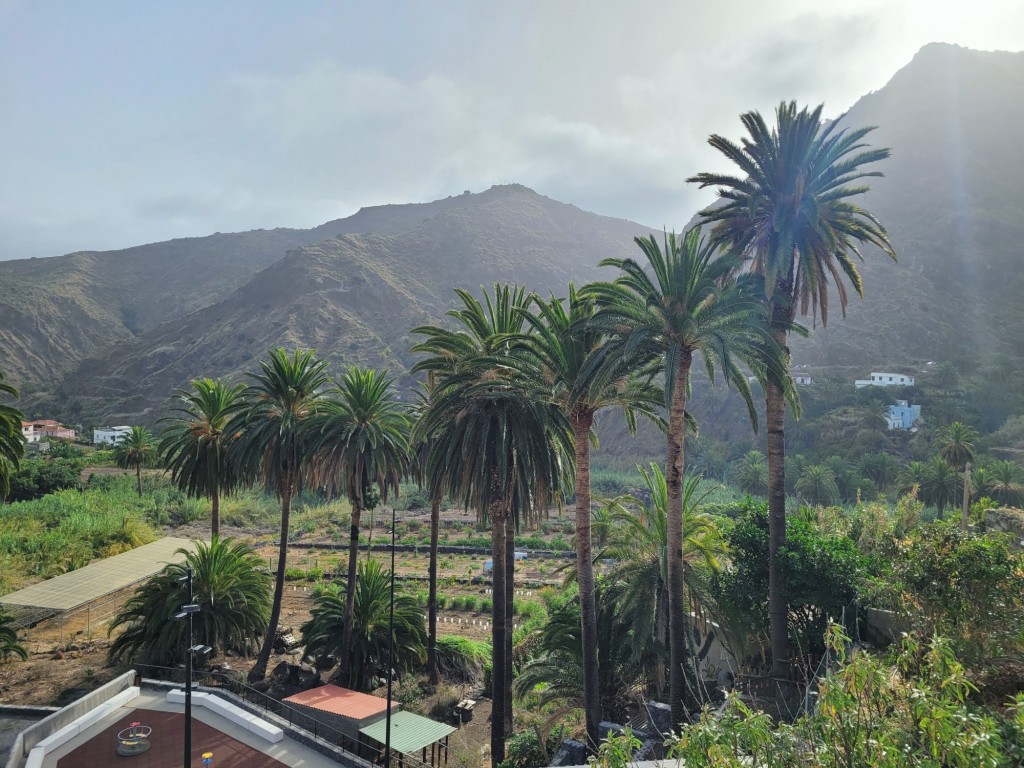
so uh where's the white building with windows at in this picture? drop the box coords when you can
[854,372,915,389]
[93,425,132,445]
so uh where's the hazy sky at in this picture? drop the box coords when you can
[2,0,1023,260]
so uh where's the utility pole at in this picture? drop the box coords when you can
[174,568,209,768]
[960,461,972,533]
[384,505,397,768]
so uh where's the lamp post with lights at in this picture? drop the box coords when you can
[174,567,210,768]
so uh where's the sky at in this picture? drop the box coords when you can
[2,0,1023,261]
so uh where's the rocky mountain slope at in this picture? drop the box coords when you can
[54,185,648,422]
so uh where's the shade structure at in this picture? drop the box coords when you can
[360,710,455,755]
[0,537,196,612]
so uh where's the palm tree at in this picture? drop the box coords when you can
[733,450,769,497]
[601,466,726,700]
[409,385,445,685]
[584,228,783,725]
[113,426,158,497]
[0,372,25,500]
[986,460,1024,507]
[795,464,840,506]
[159,378,246,537]
[519,285,659,749]
[314,366,410,688]
[936,421,979,470]
[107,537,271,665]
[301,559,426,692]
[412,285,573,762]
[228,348,330,681]
[690,102,896,677]
[0,609,27,663]
[921,456,959,517]
[513,583,655,726]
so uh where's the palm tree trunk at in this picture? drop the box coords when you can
[573,408,601,753]
[667,352,695,727]
[489,491,508,763]
[766,329,789,680]
[211,487,220,539]
[135,463,142,497]
[428,492,441,685]
[339,495,362,687]
[249,471,292,682]
[504,508,515,736]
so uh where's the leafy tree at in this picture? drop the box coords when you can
[412,285,573,761]
[159,378,246,537]
[0,609,27,663]
[666,628,1019,767]
[795,464,840,506]
[0,371,25,500]
[301,559,426,693]
[601,466,726,700]
[228,348,330,681]
[691,102,896,677]
[858,452,899,491]
[584,228,782,723]
[113,426,158,497]
[713,501,864,664]
[108,537,271,666]
[314,366,410,688]
[7,455,83,501]
[518,285,659,749]
[936,420,980,470]
[894,522,1024,664]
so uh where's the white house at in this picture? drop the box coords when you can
[93,426,132,445]
[794,372,813,386]
[854,372,915,389]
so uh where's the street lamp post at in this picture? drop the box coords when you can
[174,568,208,768]
[384,505,397,767]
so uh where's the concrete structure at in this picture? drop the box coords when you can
[4,673,357,768]
[91,426,131,445]
[886,400,921,430]
[855,372,915,388]
[793,373,813,386]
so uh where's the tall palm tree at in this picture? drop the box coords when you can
[0,609,27,663]
[601,466,726,700]
[228,348,330,681]
[936,421,979,470]
[412,285,573,762]
[0,372,25,500]
[301,559,427,692]
[409,385,445,685]
[314,366,410,688]
[159,378,246,537]
[108,537,271,665]
[584,229,783,725]
[690,102,896,677]
[113,426,158,497]
[519,285,660,750]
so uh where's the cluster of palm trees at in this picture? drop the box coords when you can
[0,101,898,758]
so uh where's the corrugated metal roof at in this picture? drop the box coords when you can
[0,537,196,611]
[360,711,456,754]
[284,685,395,721]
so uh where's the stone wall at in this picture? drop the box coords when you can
[985,507,1024,549]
